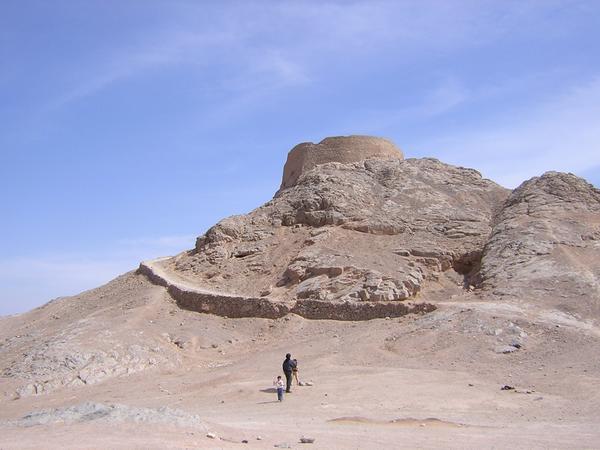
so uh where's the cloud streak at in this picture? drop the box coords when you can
[0,234,195,316]
[0,256,132,316]
[416,76,600,187]
[43,1,559,110]
[45,29,238,109]
[117,234,196,253]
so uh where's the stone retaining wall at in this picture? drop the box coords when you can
[138,261,435,321]
[292,299,435,320]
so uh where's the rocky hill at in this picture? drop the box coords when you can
[1,135,600,449]
[142,136,509,320]
[479,171,600,316]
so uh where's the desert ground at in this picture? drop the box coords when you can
[1,271,600,449]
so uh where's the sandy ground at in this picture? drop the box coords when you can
[1,273,600,449]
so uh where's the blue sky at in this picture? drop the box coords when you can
[2,1,599,315]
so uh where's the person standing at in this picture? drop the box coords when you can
[282,353,297,393]
[292,359,300,385]
[273,375,285,401]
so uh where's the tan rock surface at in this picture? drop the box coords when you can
[480,171,600,316]
[163,156,508,318]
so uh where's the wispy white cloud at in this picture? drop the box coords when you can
[421,79,470,117]
[415,76,600,187]
[335,77,470,134]
[45,29,238,109]
[117,234,196,253]
[252,51,311,87]
[0,234,195,316]
[44,1,556,111]
[0,255,133,316]
[272,1,514,52]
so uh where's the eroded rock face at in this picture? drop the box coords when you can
[153,138,600,320]
[6,341,168,397]
[280,135,403,189]
[0,273,183,398]
[479,172,600,316]
[166,152,509,311]
[8,402,206,428]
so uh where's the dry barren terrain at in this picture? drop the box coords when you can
[2,136,599,449]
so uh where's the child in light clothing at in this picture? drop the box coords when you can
[274,375,285,401]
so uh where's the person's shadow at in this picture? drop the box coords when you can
[260,388,277,394]
[257,388,281,404]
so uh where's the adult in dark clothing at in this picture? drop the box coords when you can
[282,353,297,393]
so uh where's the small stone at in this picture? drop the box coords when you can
[300,436,316,443]
[207,432,217,439]
[495,345,517,354]
[500,385,515,391]
[173,339,186,349]
[242,439,249,444]
[516,389,534,394]
[257,436,263,440]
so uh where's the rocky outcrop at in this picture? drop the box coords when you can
[7,341,168,398]
[136,136,599,320]
[6,402,207,428]
[0,273,185,398]
[146,138,509,318]
[479,172,600,315]
[280,135,403,189]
